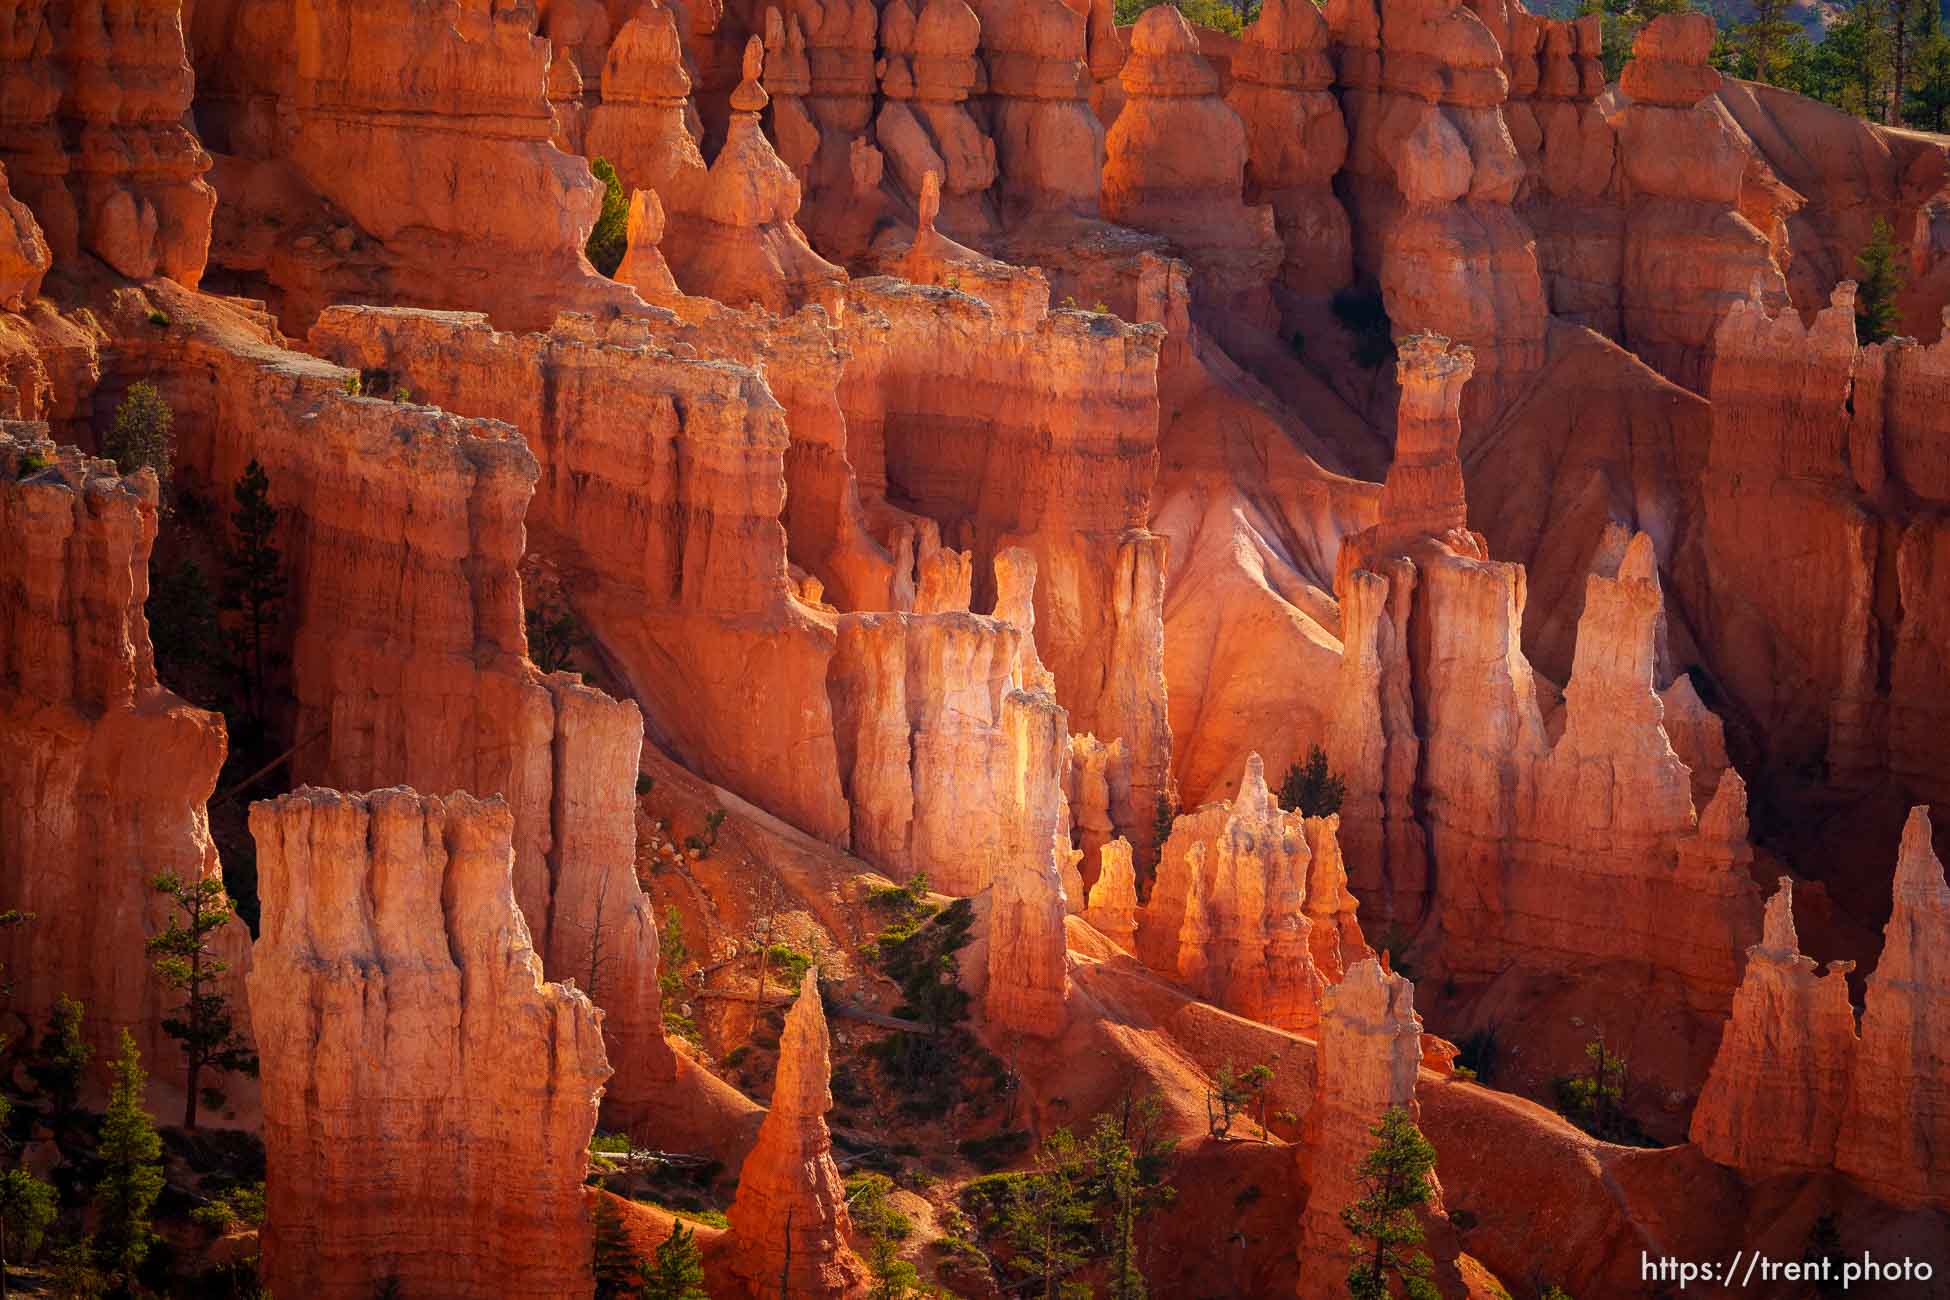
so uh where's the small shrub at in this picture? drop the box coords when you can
[765,944,813,987]
[16,450,52,475]
[526,596,590,674]
[393,386,413,405]
[586,158,630,278]
[341,372,363,396]
[146,309,171,328]
[636,773,654,798]
[103,381,175,481]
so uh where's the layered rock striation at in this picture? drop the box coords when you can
[248,787,608,1299]
[0,430,246,1075]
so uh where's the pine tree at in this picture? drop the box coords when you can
[1856,216,1907,344]
[1735,0,1802,83]
[146,557,225,709]
[0,1168,56,1300]
[1280,745,1347,817]
[638,1220,708,1300]
[1342,1106,1440,1300]
[102,383,174,482]
[1000,1128,1096,1300]
[220,459,287,738]
[1562,1035,1628,1139]
[28,996,91,1133]
[586,159,631,278]
[92,1033,163,1285]
[591,1196,643,1299]
[148,872,258,1130]
[1090,1110,1148,1300]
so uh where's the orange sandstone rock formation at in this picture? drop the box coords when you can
[1082,835,1138,950]
[248,787,608,1299]
[1139,753,1368,1032]
[0,0,215,286]
[1836,807,1950,1207]
[123,292,673,1118]
[1611,14,1785,392]
[875,0,998,235]
[0,164,50,311]
[1225,0,1351,297]
[1691,877,1858,1176]
[986,689,1073,1037]
[1296,958,1429,1298]
[965,0,1106,215]
[1103,6,1280,309]
[724,971,869,1298]
[0,430,247,1077]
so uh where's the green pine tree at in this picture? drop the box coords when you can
[638,1219,708,1300]
[92,1033,163,1286]
[586,158,631,278]
[102,383,174,482]
[1855,216,1907,344]
[999,1128,1096,1300]
[1280,745,1347,817]
[0,1168,56,1300]
[1342,1106,1440,1300]
[146,557,226,709]
[220,459,287,738]
[28,996,91,1133]
[591,1195,644,1299]
[148,872,258,1130]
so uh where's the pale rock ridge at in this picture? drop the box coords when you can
[1083,835,1139,951]
[725,971,869,1297]
[1691,877,1858,1176]
[827,607,1021,894]
[1836,807,1950,1206]
[1225,0,1352,296]
[0,430,247,1076]
[986,689,1073,1037]
[248,787,607,1299]
[836,276,1173,863]
[1137,753,1369,1031]
[0,0,214,286]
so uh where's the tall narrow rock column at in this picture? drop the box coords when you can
[1297,958,1429,1299]
[247,787,609,1300]
[1837,807,1950,1207]
[1690,878,1858,1175]
[986,689,1073,1037]
[725,971,870,1298]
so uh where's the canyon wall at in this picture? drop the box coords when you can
[0,0,214,287]
[120,290,673,1118]
[248,786,607,1299]
[0,429,247,1076]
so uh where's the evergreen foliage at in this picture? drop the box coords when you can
[1341,1106,1440,1300]
[1280,745,1347,817]
[587,159,631,278]
[148,872,258,1130]
[103,383,175,482]
[1855,216,1906,344]
[92,1033,163,1286]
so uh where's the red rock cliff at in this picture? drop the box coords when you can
[248,786,608,1299]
